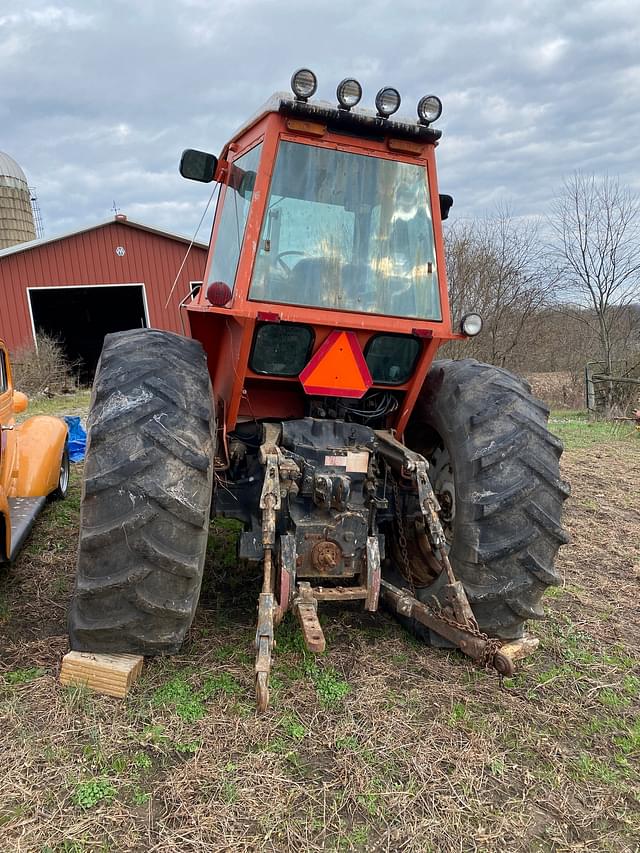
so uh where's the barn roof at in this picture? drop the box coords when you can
[0,214,208,259]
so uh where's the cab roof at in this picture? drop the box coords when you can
[222,92,442,159]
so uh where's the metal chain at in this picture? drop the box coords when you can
[390,467,502,671]
[390,472,416,597]
[425,596,502,670]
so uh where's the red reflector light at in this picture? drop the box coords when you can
[256,311,281,322]
[412,327,433,338]
[206,281,232,306]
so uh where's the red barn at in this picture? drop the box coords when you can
[0,214,207,378]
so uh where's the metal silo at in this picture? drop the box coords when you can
[0,151,37,249]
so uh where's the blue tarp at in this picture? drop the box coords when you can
[64,416,87,463]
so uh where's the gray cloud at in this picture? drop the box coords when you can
[2,0,639,241]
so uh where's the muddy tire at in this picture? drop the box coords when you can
[68,329,215,655]
[402,358,570,640]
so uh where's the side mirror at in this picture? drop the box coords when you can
[13,390,28,414]
[179,149,218,183]
[439,194,453,221]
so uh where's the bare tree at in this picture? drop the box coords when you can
[548,173,640,376]
[444,208,552,370]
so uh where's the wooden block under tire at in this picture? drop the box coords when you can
[60,651,144,698]
[498,635,540,663]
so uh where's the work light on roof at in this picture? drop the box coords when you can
[291,68,318,101]
[417,95,442,125]
[336,78,363,110]
[375,87,401,118]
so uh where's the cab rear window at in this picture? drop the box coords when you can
[365,334,421,384]
[250,323,314,376]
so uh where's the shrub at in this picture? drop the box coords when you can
[10,334,78,396]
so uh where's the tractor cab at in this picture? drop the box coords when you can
[183,71,465,435]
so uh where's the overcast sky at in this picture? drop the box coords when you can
[2,0,640,243]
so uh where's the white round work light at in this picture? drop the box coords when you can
[375,87,401,118]
[336,78,363,110]
[291,68,318,101]
[417,95,442,125]
[461,313,483,336]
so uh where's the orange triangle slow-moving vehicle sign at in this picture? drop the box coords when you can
[299,330,373,398]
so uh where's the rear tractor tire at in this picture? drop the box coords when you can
[400,358,570,641]
[68,329,216,655]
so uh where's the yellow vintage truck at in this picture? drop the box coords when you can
[0,340,69,562]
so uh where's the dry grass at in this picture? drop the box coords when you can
[0,412,638,852]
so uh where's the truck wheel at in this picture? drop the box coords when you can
[68,329,215,655]
[51,442,70,500]
[401,358,570,641]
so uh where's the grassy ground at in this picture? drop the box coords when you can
[15,389,92,422]
[0,403,638,852]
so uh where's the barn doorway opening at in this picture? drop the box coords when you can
[28,284,148,383]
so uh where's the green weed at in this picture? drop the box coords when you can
[307,664,349,706]
[489,757,506,776]
[175,740,201,754]
[201,672,243,698]
[72,778,117,809]
[335,735,361,751]
[4,666,46,684]
[448,702,468,724]
[279,712,305,740]
[140,724,169,745]
[131,787,151,806]
[131,751,152,769]
[357,790,380,816]
[221,780,238,804]
[339,826,369,849]
[153,676,206,722]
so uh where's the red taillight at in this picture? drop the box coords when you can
[206,281,232,306]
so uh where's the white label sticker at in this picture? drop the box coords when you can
[324,455,347,467]
[346,451,369,473]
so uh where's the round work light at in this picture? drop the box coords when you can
[375,87,401,118]
[206,281,233,306]
[417,94,442,125]
[461,313,483,336]
[336,78,363,110]
[290,68,318,101]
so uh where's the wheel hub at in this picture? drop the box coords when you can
[428,444,455,542]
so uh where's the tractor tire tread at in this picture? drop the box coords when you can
[69,329,215,656]
[405,358,570,640]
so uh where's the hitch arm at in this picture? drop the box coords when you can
[380,579,515,676]
[254,449,281,713]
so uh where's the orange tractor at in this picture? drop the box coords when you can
[69,72,570,710]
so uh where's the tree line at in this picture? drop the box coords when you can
[441,173,640,398]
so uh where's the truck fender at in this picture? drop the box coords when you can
[13,416,69,497]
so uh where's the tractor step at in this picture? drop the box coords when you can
[8,496,46,562]
[294,582,326,653]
